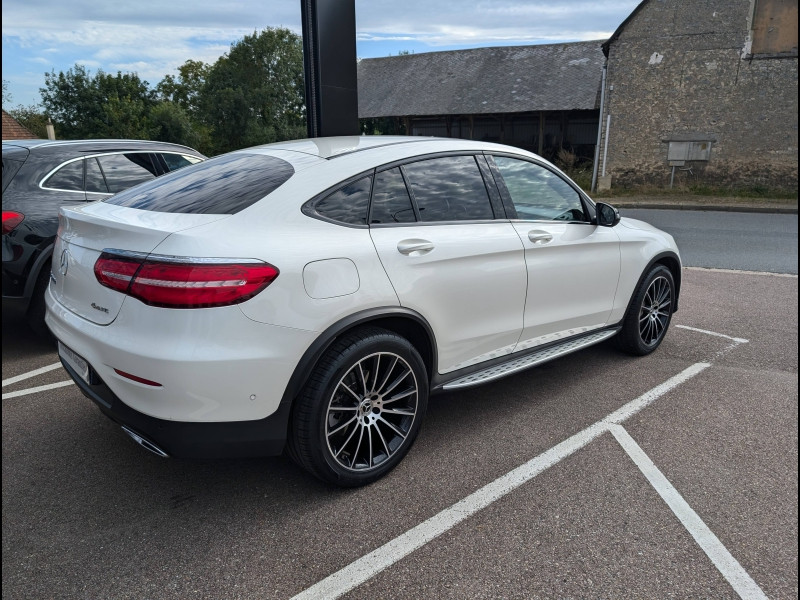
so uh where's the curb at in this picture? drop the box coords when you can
[612,203,798,214]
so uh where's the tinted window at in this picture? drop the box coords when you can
[493,157,587,222]
[85,157,108,194]
[370,168,416,224]
[402,156,494,222]
[97,153,158,193]
[161,153,203,172]
[44,160,84,191]
[104,153,295,214]
[315,176,372,225]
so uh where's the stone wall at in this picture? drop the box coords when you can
[601,0,798,191]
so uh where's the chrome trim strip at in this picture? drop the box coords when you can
[101,248,264,265]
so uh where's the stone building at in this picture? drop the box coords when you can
[597,0,798,191]
[357,42,605,163]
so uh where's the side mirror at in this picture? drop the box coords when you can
[596,202,621,227]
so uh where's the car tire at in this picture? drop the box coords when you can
[615,264,675,356]
[288,326,428,487]
[26,263,55,343]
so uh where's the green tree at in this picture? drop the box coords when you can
[7,104,49,138]
[156,59,211,119]
[2,79,12,106]
[200,28,306,154]
[149,101,207,150]
[40,65,156,139]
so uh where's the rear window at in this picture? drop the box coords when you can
[104,153,295,214]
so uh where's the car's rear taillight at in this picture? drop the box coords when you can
[2,211,24,235]
[94,251,279,308]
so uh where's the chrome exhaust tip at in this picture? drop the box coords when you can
[121,426,169,458]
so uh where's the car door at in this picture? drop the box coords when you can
[368,155,527,374]
[489,154,621,352]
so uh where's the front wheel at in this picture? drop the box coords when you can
[615,264,675,356]
[288,327,428,487]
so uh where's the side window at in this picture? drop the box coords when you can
[402,155,494,222]
[493,156,587,222]
[96,153,158,193]
[370,168,416,224]
[85,157,109,194]
[314,175,372,226]
[43,160,84,192]
[160,153,203,173]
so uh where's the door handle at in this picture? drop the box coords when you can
[528,230,553,245]
[397,239,434,256]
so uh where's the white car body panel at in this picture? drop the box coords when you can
[511,221,622,352]
[370,222,527,373]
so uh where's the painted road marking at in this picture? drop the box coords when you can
[610,424,767,600]
[291,362,712,600]
[684,266,797,278]
[2,362,63,387]
[3,381,74,399]
[676,325,749,344]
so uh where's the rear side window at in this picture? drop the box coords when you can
[402,156,494,222]
[159,153,203,172]
[370,168,416,224]
[313,176,372,225]
[97,153,158,193]
[86,158,108,193]
[104,153,295,214]
[43,160,84,192]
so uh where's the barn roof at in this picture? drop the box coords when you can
[357,40,605,118]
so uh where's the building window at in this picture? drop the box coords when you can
[751,0,798,57]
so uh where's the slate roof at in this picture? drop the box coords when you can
[357,40,605,118]
[2,109,38,140]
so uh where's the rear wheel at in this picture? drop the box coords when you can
[288,327,428,487]
[615,264,675,355]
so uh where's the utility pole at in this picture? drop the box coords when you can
[301,0,360,138]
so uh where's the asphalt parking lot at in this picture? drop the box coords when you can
[2,267,797,599]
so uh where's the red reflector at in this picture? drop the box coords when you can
[2,211,24,235]
[114,369,162,387]
[94,251,279,308]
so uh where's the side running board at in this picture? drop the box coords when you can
[442,329,619,390]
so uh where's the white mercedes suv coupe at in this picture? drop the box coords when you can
[46,136,681,486]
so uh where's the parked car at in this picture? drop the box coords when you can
[46,136,680,487]
[2,139,205,337]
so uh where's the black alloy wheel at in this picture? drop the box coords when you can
[615,264,675,356]
[288,326,428,487]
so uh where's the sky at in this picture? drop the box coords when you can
[2,0,640,107]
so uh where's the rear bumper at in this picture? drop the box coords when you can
[60,356,292,458]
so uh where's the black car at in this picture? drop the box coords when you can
[2,139,205,337]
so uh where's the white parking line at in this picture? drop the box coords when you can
[291,362,711,600]
[684,266,797,278]
[676,325,749,344]
[2,362,63,387]
[3,381,74,399]
[610,424,767,600]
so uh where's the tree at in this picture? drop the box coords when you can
[200,28,306,154]
[40,65,156,139]
[148,101,207,150]
[7,104,48,138]
[156,60,211,119]
[2,79,12,106]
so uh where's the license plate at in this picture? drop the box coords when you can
[58,342,90,384]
